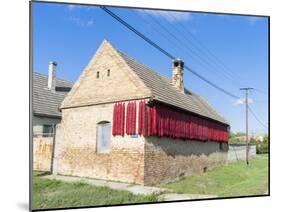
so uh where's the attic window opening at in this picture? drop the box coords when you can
[96,71,100,79]
[107,69,110,77]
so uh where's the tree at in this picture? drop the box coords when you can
[256,134,268,154]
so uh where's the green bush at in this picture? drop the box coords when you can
[256,135,269,154]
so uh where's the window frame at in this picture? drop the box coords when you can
[42,124,53,137]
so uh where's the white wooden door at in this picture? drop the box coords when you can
[97,122,111,153]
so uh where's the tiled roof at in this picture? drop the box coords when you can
[116,50,228,125]
[33,72,73,118]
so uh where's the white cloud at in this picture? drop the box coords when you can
[234,97,253,105]
[246,16,263,23]
[67,5,80,10]
[67,4,96,27]
[140,10,192,23]
[67,4,96,11]
[69,16,94,27]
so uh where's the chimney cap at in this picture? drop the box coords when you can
[49,61,57,66]
[173,58,184,68]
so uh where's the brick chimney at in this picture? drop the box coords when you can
[172,58,184,92]
[48,61,57,91]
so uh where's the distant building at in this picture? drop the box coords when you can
[33,63,73,137]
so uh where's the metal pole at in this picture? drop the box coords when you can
[240,88,253,165]
[245,89,249,165]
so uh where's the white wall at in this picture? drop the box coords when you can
[33,115,61,135]
[227,144,256,162]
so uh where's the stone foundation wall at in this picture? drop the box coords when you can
[33,136,53,172]
[144,137,228,185]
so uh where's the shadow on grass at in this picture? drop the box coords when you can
[33,171,52,177]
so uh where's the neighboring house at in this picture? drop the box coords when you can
[33,63,73,137]
[54,40,230,185]
[234,135,254,143]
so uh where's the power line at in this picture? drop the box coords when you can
[142,10,240,87]
[131,9,209,72]
[100,7,174,59]
[129,9,240,99]
[156,10,244,88]
[248,106,268,129]
[101,6,240,99]
[135,10,226,80]
[133,10,243,98]
[166,11,247,86]
[128,9,184,57]
[252,88,268,97]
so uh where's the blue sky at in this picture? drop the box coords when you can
[33,2,269,134]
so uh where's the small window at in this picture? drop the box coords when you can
[107,69,110,77]
[96,71,100,79]
[97,121,111,153]
[43,125,53,137]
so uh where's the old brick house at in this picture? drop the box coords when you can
[54,40,229,185]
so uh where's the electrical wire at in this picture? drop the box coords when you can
[101,6,240,99]
[248,106,268,129]
[166,10,247,86]
[145,10,243,88]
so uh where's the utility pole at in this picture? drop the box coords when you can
[240,88,253,165]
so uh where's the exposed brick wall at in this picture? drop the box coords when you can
[144,137,227,185]
[58,142,145,184]
[33,136,53,172]
[57,101,146,184]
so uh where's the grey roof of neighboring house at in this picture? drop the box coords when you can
[116,50,229,125]
[33,72,73,118]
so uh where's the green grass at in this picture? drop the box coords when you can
[162,154,268,197]
[32,155,268,209]
[32,172,158,210]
